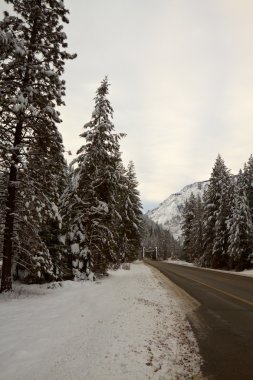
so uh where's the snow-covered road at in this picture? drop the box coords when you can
[0,262,202,380]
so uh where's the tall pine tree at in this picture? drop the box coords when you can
[192,194,204,263]
[182,193,204,263]
[228,170,253,270]
[18,130,68,282]
[202,155,233,268]
[61,78,125,277]
[243,155,253,222]
[182,193,197,262]
[0,0,76,291]
[116,161,143,262]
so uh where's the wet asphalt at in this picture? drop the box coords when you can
[146,259,253,380]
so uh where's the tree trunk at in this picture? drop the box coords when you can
[0,121,22,292]
[0,11,40,292]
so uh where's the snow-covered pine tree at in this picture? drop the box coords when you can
[243,155,253,221]
[116,161,143,262]
[0,0,76,292]
[212,165,233,268]
[0,171,7,260]
[228,170,253,271]
[59,164,89,280]
[19,129,69,282]
[201,155,233,268]
[191,194,204,263]
[182,192,197,262]
[61,78,125,277]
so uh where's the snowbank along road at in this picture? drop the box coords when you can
[0,262,203,380]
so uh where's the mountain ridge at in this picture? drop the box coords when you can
[146,180,209,241]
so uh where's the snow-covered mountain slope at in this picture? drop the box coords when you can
[147,180,209,241]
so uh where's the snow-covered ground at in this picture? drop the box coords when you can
[0,262,202,380]
[165,258,253,277]
[165,259,195,267]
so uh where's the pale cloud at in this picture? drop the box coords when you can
[57,0,253,210]
[1,0,253,211]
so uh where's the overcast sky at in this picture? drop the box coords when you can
[2,0,253,212]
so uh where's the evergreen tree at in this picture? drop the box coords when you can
[60,165,89,280]
[19,130,69,281]
[182,193,204,263]
[191,195,204,262]
[201,155,233,268]
[182,193,196,262]
[61,78,125,277]
[116,161,143,262]
[0,172,7,260]
[243,155,253,221]
[0,0,76,291]
[228,170,253,271]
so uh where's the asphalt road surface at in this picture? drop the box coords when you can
[146,260,253,380]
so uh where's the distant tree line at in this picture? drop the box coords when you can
[0,1,142,292]
[142,215,181,260]
[182,154,253,271]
